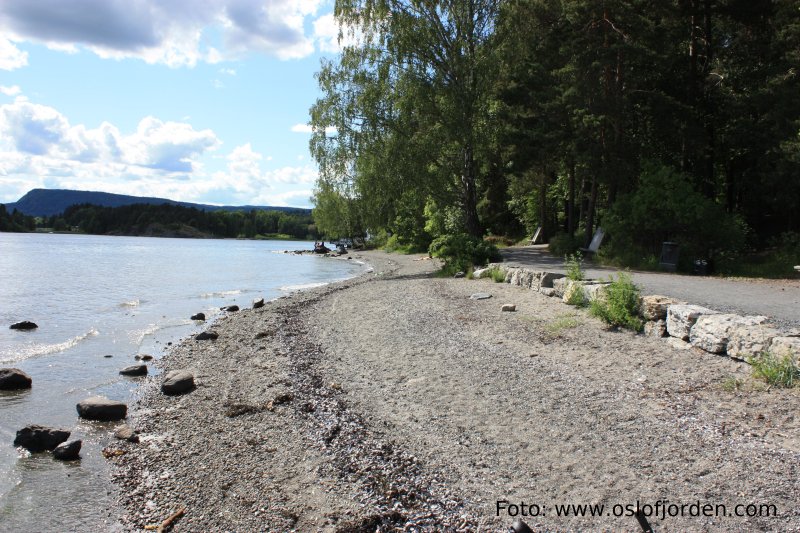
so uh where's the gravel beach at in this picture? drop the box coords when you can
[112,251,800,532]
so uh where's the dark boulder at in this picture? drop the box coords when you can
[252,298,265,309]
[134,354,154,361]
[53,440,82,461]
[14,425,70,452]
[161,370,195,395]
[10,321,37,330]
[195,331,218,341]
[76,396,127,421]
[0,368,32,390]
[191,312,205,321]
[223,305,239,312]
[119,364,147,376]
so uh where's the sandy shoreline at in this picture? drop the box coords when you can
[112,251,799,532]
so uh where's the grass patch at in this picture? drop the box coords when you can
[545,313,581,334]
[564,283,588,307]
[589,272,644,332]
[721,376,745,392]
[748,352,800,388]
[488,267,506,283]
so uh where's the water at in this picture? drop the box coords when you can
[0,233,365,531]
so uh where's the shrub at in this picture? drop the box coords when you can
[748,352,799,388]
[589,272,644,331]
[429,233,502,275]
[487,267,506,283]
[601,162,746,271]
[564,252,585,281]
[549,232,585,257]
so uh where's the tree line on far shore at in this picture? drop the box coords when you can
[0,202,319,240]
[309,0,800,275]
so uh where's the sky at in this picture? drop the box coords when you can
[0,0,344,208]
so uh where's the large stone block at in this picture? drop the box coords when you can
[552,277,568,298]
[689,314,768,354]
[640,295,683,321]
[540,272,565,289]
[769,336,800,357]
[666,304,719,341]
[727,324,781,359]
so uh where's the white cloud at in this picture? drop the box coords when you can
[0,0,330,68]
[291,122,336,135]
[0,98,219,172]
[0,85,22,96]
[0,37,28,70]
[0,99,314,207]
[219,68,236,76]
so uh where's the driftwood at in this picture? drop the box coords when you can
[144,507,185,532]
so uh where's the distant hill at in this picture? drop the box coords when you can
[3,189,310,217]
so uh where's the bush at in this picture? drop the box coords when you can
[589,272,644,331]
[491,268,507,283]
[549,232,585,257]
[429,233,502,275]
[601,162,746,271]
[748,352,799,388]
[564,252,585,281]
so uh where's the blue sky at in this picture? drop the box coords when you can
[0,0,343,208]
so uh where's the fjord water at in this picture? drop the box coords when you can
[0,233,365,531]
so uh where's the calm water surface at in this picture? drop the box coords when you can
[0,233,365,531]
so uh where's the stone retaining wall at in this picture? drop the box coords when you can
[482,264,799,361]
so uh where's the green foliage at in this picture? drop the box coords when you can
[564,252,585,281]
[429,233,501,275]
[0,204,36,232]
[717,231,800,278]
[57,203,315,240]
[549,232,584,257]
[488,267,507,283]
[602,164,747,270]
[565,284,587,307]
[748,352,800,388]
[589,273,644,332]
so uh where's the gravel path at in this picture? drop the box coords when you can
[501,246,800,329]
[112,251,800,532]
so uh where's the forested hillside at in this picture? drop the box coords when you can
[0,202,318,240]
[309,0,800,273]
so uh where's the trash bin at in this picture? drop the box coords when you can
[693,259,708,275]
[659,242,679,272]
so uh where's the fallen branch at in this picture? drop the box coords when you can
[144,507,185,532]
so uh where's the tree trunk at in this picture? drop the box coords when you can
[567,159,576,236]
[584,175,598,246]
[462,144,482,238]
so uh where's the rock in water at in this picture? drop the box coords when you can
[10,321,37,330]
[14,425,70,452]
[114,425,140,443]
[161,370,195,395]
[53,440,82,461]
[252,298,265,309]
[0,368,32,389]
[76,396,127,421]
[190,312,206,321]
[195,331,219,341]
[119,364,148,376]
[223,305,239,312]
